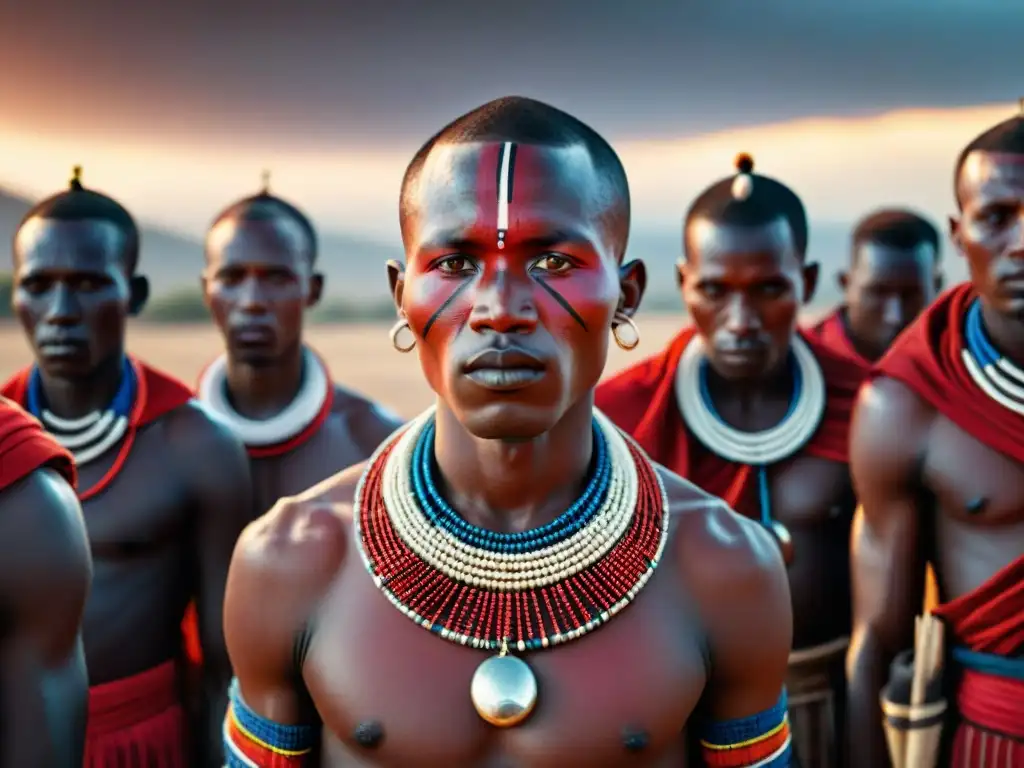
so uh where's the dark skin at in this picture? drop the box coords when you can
[12,218,254,768]
[847,149,1024,766]
[0,467,91,767]
[837,239,941,362]
[202,214,403,513]
[223,140,792,766]
[678,215,856,652]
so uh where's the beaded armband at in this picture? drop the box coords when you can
[699,690,792,767]
[224,679,316,767]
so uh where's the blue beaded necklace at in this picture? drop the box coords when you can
[698,355,801,532]
[26,356,136,466]
[963,299,1024,416]
[411,420,612,554]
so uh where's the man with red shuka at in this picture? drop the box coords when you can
[598,153,869,767]
[806,207,942,367]
[847,103,1024,766]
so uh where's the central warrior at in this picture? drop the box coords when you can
[222,97,792,767]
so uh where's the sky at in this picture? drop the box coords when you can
[0,1,1020,242]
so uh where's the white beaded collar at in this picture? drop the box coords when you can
[674,333,826,465]
[196,347,329,447]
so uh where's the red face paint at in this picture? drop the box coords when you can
[400,141,623,435]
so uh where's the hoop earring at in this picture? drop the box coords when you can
[612,312,641,351]
[389,319,416,353]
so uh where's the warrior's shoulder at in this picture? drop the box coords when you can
[857,374,935,422]
[659,467,781,565]
[233,463,363,586]
[853,374,937,456]
[657,466,789,614]
[850,375,937,488]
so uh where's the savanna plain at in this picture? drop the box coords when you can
[0,314,745,417]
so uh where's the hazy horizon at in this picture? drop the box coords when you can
[0,1,1013,297]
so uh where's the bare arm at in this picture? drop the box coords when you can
[846,378,932,766]
[224,474,353,730]
[170,406,253,768]
[0,468,91,768]
[675,491,793,762]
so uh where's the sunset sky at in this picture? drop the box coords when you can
[0,0,1019,244]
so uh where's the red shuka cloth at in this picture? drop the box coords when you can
[595,327,868,517]
[872,282,1024,758]
[805,306,868,366]
[2,358,192,500]
[84,660,188,768]
[871,282,1024,465]
[0,396,76,492]
[1,358,194,496]
[933,557,1024,762]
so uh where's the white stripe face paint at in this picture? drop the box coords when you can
[496,141,513,249]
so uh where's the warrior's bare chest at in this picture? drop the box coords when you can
[303,558,706,767]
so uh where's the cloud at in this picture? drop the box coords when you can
[618,104,1014,232]
[0,1,1019,145]
[1,103,1009,251]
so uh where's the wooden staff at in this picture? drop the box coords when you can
[880,612,947,768]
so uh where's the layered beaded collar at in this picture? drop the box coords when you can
[353,406,669,726]
[674,333,826,466]
[197,347,331,452]
[962,299,1024,417]
[26,356,135,467]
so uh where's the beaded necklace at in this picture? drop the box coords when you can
[962,299,1024,417]
[27,357,135,467]
[197,347,331,451]
[354,407,669,727]
[675,334,825,564]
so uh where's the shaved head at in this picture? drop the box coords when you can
[954,111,1024,208]
[399,96,630,260]
[684,153,808,262]
[16,167,139,274]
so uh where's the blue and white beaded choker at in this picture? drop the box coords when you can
[962,299,1024,416]
[26,357,135,466]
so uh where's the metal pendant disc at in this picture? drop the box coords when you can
[470,654,538,728]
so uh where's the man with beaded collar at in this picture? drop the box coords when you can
[847,103,1024,767]
[2,168,254,768]
[221,97,794,767]
[183,173,404,667]
[597,154,870,767]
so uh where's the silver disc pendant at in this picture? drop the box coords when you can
[470,640,538,728]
